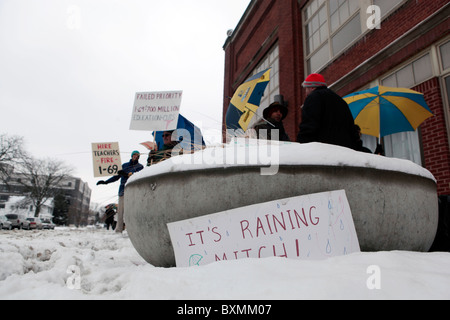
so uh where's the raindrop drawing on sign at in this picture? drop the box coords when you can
[189,254,203,266]
[326,239,332,254]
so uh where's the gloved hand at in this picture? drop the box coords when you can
[96,180,107,185]
[117,170,129,177]
[375,143,384,155]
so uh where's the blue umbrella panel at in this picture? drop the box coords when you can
[153,114,205,151]
[344,86,433,138]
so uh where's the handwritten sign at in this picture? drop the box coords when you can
[130,91,182,131]
[167,190,360,267]
[91,142,122,177]
[140,141,157,150]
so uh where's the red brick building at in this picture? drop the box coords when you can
[223,0,450,195]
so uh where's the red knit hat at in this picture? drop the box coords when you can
[302,73,327,88]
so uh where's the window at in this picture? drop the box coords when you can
[384,131,422,165]
[445,76,450,106]
[303,0,405,74]
[248,44,280,128]
[331,14,361,55]
[360,130,422,166]
[377,53,435,166]
[382,54,433,88]
[304,0,360,74]
[374,0,404,17]
[439,40,450,71]
[329,0,359,34]
[438,39,450,150]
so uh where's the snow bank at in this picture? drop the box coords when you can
[0,228,449,300]
[129,141,436,183]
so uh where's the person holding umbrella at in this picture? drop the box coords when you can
[297,73,359,150]
[97,151,144,233]
[253,101,290,141]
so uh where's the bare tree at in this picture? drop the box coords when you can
[0,133,27,183]
[15,157,73,217]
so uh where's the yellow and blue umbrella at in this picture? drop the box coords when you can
[225,68,271,131]
[343,86,433,138]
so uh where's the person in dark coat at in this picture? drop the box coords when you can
[97,151,144,233]
[253,102,290,142]
[104,204,116,231]
[147,130,181,165]
[296,73,359,150]
[354,125,373,153]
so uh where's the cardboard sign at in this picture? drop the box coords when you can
[140,141,157,150]
[130,91,182,131]
[91,142,122,177]
[167,190,360,267]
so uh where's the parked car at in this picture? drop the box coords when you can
[41,219,55,230]
[0,215,12,230]
[27,217,43,230]
[5,214,31,230]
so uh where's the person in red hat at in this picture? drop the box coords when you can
[297,73,359,150]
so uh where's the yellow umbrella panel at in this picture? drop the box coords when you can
[226,68,271,132]
[344,86,433,138]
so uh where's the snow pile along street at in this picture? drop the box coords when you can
[0,227,449,300]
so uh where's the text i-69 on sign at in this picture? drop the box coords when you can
[91,142,122,178]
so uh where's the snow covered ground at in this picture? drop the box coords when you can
[0,227,449,300]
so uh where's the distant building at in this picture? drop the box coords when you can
[223,0,450,195]
[57,176,92,226]
[0,195,54,220]
[0,173,91,226]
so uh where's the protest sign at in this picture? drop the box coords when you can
[130,91,182,131]
[91,142,122,177]
[140,141,157,150]
[167,190,360,267]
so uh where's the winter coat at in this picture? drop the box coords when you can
[253,119,290,142]
[147,142,181,166]
[296,86,359,150]
[105,159,144,196]
[356,139,373,153]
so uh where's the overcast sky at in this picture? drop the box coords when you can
[0,0,251,206]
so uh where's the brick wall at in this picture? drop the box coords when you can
[417,78,450,195]
[223,0,304,139]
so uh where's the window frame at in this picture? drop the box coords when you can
[302,0,407,74]
[247,44,281,129]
